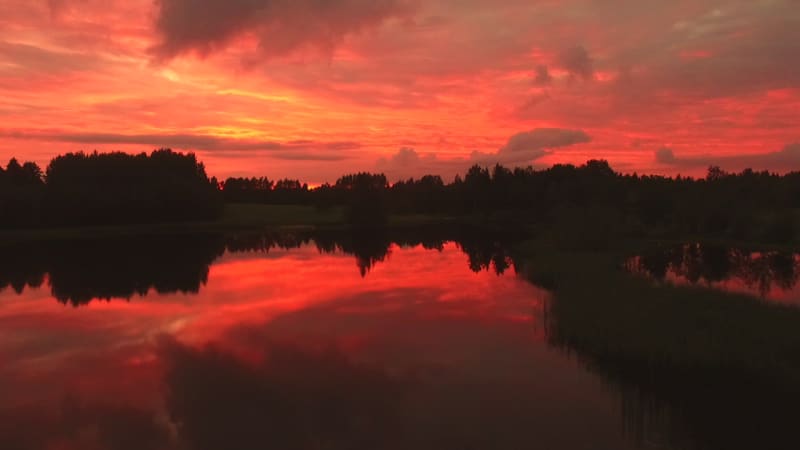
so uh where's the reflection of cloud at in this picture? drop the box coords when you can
[159,336,404,450]
[655,143,800,172]
[0,242,619,449]
[0,400,172,450]
[153,277,618,450]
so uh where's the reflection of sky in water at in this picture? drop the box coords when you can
[627,247,800,306]
[0,243,653,450]
[661,271,800,304]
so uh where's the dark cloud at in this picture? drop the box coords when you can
[158,335,405,450]
[514,93,552,118]
[587,2,800,103]
[149,0,414,62]
[655,147,677,164]
[557,45,594,80]
[377,128,591,180]
[655,143,800,172]
[533,65,552,85]
[0,399,172,450]
[499,128,591,157]
[154,283,626,450]
[0,129,359,161]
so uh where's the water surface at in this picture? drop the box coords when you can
[627,243,800,305]
[2,233,797,450]
[0,232,650,450]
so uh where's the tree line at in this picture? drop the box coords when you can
[0,149,222,227]
[221,160,800,243]
[1,149,799,242]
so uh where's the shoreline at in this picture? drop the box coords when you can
[1,202,797,253]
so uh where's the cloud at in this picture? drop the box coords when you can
[654,143,800,173]
[386,147,425,166]
[0,41,101,74]
[3,0,800,180]
[149,0,414,62]
[557,45,594,80]
[376,147,454,180]
[498,128,591,161]
[377,128,591,180]
[0,129,359,161]
[655,147,677,164]
[533,65,552,85]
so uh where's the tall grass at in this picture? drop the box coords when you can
[516,242,800,450]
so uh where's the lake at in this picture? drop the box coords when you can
[0,231,797,450]
[627,242,800,305]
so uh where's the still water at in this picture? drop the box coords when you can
[0,232,796,450]
[628,243,800,305]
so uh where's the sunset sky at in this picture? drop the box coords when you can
[1,0,798,183]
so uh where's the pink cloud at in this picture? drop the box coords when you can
[0,0,798,178]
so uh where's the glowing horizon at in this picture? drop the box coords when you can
[1,0,798,184]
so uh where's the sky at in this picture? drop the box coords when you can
[0,0,799,183]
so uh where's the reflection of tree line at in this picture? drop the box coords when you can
[527,249,800,450]
[629,243,799,296]
[0,228,520,305]
[1,336,587,450]
[0,235,224,305]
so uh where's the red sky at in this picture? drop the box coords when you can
[0,0,798,183]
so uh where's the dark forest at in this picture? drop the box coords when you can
[1,149,798,243]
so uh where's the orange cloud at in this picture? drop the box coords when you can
[0,0,798,181]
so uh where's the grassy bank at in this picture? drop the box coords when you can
[514,240,800,449]
[0,204,498,245]
[219,204,344,227]
[0,204,347,245]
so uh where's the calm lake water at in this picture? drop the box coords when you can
[627,243,800,305]
[0,232,796,450]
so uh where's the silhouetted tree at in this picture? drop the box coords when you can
[1,150,799,245]
[0,158,45,227]
[43,149,222,226]
[336,172,389,228]
[222,177,274,203]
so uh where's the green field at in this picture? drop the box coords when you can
[0,204,345,244]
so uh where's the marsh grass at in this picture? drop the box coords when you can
[516,241,800,449]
